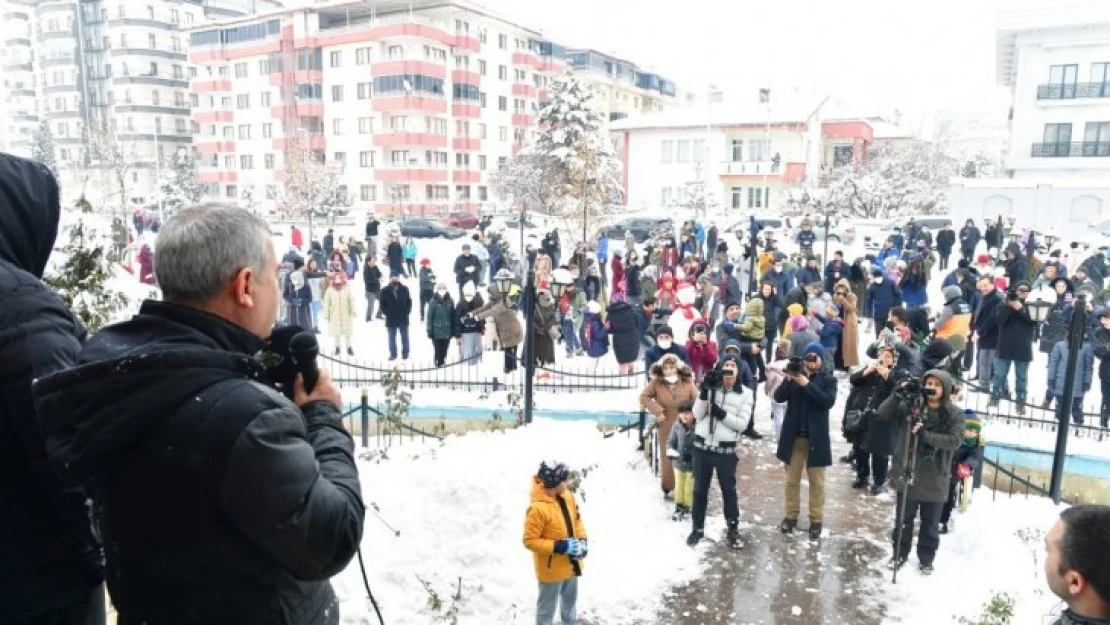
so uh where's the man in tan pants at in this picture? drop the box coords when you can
[772,343,838,539]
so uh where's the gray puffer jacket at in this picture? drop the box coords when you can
[666,421,697,471]
[876,369,965,503]
[692,383,752,452]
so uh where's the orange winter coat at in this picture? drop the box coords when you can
[523,477,588,583]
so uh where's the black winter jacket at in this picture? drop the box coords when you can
[363,265,382,294]
[774,371,837,467]
[844,366,904,456]
[997,299,1037,362]
[972,288,1004,349]
[380,282,413,327]
[453,253,481,286]
[936,229,956,254]
[0,153,104,621]
[32,301,365,624]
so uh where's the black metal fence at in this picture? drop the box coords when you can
[981,452,1074,505]
[955,376,1108,441]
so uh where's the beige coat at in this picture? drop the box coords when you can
[324,284,356,338]
[639,354,697,493]
[834,278,860,367]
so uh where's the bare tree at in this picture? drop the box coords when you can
[271,146,349,242]
[809,142,954,219]
[88,124,140,221]
[672,162,719,217]
[490,149,566,217]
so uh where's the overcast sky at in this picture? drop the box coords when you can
[483,0,1070,119]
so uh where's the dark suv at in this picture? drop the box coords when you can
[605,217,674,243]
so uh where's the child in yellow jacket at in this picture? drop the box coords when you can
[523,461,588,625]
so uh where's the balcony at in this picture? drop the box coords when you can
[272,135,325,151]
[1031,142,1110,158]
[511,113,535,127]
[374,168,449,183]
[269,102,324,118]
[719,160,783,176]
[372,132,448,148]
[452,69,480,85]
[193,110,234,123]
[512,83,537,98]
[371,95,447,113]
[452,103,480,118]
[1037,83,1110,100]
[195,140,236,154]
[370,60,446,79]
[452,170,480,183]
[192,78,232,92]
[452,137,480,151]
[198,171,237,183]
[512,51,537,67]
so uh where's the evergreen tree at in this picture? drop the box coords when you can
[31,120,58,178]
[42,196,132,334]
[673,163,718,217]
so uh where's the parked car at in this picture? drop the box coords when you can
[864,216,953,249]
[440,211,479,230]
[501,215,540,230]
[788,222,857,246]
[605,217,674,243]
[399,219,465,239]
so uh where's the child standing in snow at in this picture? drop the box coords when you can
[523,461,588,625]
[764,339,792,439]
[403,236,418,278]
[939,411,985,534]
[814,305,845,372]
[666,401,697,521]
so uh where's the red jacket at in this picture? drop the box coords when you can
[684,338,718,380]
[291,227,303,248]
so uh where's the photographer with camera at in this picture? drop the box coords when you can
[774,343,838,539]
[877,369,965,575]
[988,280,1036,414]
[32,205,366,624]
[686,356,753,550]
[845,341,908,495]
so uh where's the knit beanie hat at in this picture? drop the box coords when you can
[964,411,982,433]
[802,343,824,359]
[656,325,674,340]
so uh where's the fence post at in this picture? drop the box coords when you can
[523,258,537,424]
[360,388,369,448]
[1050,295,1088,504]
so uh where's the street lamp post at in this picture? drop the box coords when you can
[1027,286,1054,341]
[1049,294,1089,504]
[503,264,572,425]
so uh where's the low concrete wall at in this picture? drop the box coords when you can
[948,178,1109,241]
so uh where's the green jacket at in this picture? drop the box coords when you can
[426,295,455,339]
[876,369,965,503]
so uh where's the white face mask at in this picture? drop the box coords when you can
[664,373,678,384]
[774,265,783,273]
[464,294,474,302]
[872,277,883,284]
[658,339,673,350]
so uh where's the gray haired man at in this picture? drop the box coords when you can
[33,205,365,624]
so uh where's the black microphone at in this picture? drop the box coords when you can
[289,332,320,394]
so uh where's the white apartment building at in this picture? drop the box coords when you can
[949,3,1110,239]
[184,0,676,216]
[0,0,270,207]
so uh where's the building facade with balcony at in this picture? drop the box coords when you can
[184,0,675,217]
[609,106,872,213]
[948,4,1110,240]
[0,0,38,155]
[564,48,676,123]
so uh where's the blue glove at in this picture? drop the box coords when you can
[554,539,569,554]
[577,539,589,559]
[565,538,585,559]
[723,320,736,331]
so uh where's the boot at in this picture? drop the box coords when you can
[808,522,823,539]
[888,555,908,571]
[671,505,688,522]
[919,562,934,575]
[780,517,797,534]
[741,427,763,440]
[347,347,354,356]
[686,529,704,547]
[939,522,949,535]
[852,478,869,489]
[1016,403,1026,417]
[726,523,744,550]
[870,484,885,496]
[1043,397,1054,409]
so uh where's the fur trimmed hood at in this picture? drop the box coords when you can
[649,353,693,379]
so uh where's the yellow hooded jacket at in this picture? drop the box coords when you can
[522,477,588,583]
[783,303,805,339]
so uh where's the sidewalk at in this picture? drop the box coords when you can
[651,379,897,624]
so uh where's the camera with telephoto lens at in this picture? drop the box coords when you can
[1007,289,1020,301]
[785,356,804,375]
[702,369,724,391]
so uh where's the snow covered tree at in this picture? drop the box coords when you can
[88,124,140,220]
[272,146,350,241]
[960,151,999,178]
[671,163,718,217]
[498,71,622,250]
[150,149,205,216]
[815,142,953,219]
[31,120,58,178]
[42,196,131,334]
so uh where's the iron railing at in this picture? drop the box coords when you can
[982,452,1074,505]
[955,376,1108,441]
[1030,142,1110,158]
[1037,82,1110,100]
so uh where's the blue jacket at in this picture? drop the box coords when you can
[972,289,1003,349]
[597,236,609,262]
[814,315,844,350]
[867,278,903,320]
[796,266,822,287]
[942,270,961,289]
[1047,340,1094,401]
[581,312,609,358]
[761,268,793,296]
[890,233,905,250]
[403,242,417,260]
[774,370,838,467]
[695,222,706,244]
[876,246,900,267]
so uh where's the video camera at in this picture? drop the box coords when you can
[784,356,804,376]
[702,369,724,391]
[1006,290,1020,302]
[895,377,939,402]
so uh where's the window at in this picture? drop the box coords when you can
[1082,122,1110,156]
[730,139,743,162]
[152,91,161,105]
[329,51,341,67]
[661,140,674,163]
[478,186,488,201]
[333,152,346,166]
[148,33,156,49]
[261,92,270,106]
[498,65,507,80]
[225,185,237,199]
[360,185,375,201]
[498,33,507,49]
[731,187,742,209]
[120,33,128,47]
[237,124,251,139]
[661,187,672,206]
[240,155,253,169]
[264,153,274,169]
[423,46,446,62]
[478,123,487,139]
[456,185,470,200]
[478,155,487,170]
[331,85,343,102]
[389,116,407,131]
[357,82,372,99]
[514,69,526,83]
[388,45,404,60]
[222,126,234,138]
[390,150,409,165]
[234,62,247,78]
[747,187,759,208]
[1048,64,1079,99]
[360,151,374,167]
[480,92,487,108]
[478,60,486,76]
[833,144,854,166]
[173,64,183,79]
[224,156,235,169]
[262,123,272,138]
[259,59,270,74]
[499,126,508,141]
[359,117,374,134]
[170,8,179,23]
[1093,63,1110,97]
[356,47,372,65]
[455,153,470,166]
[748,139,770,161]
[236,94,250,109]
[498,96,507,111]
[332,118,345,135]
[693,139,706,163]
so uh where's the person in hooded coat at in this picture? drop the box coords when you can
[1003,242,1028,283]
[385,232,404,277]
[580,300,609,367]
[640,354,698,495]
[934,285,973,355]
[785,315,820,358]
[610,252,626,302]
[877,369,965,574]
[606,300,640,374]
[958,220,981,263]
[899,255,928,309]
[1039,278,1075,356]
[845,341,907,495]
[833,278,860,368]
[284,261,313,330]
[323,272,356,356]
[0,154,107,624]
[454,282,485,365]
[475,285,524,373]
[868,268,903,336]
[684,318,718,381]
[532,289,560,367]
[138,242,156,285]
[425,283,456,367]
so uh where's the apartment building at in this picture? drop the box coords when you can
[610,104,873,212]
[949,3,1110,239]
[185,0,676,216]
[0,0,269,206]
[565,48,675,122]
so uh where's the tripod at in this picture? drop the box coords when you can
[892,394,924,584]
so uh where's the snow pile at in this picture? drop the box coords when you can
[333,419,702,624]
[884,490,1066,624]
